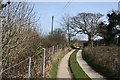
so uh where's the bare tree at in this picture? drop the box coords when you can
[61,14,77,46]
[69,13,103,46]
[2,1,41,78]
[41,28,67,48]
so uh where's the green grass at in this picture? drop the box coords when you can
[48,49,70,78]
[69,51,90,80]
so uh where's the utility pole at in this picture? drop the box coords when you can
[51,16,54,34]
[67,18,70,46]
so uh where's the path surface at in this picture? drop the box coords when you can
[57,50,75,78]
[76,50,106,80]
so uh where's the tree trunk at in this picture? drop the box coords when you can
[68,33,71,46]
[88,34,93,47]
[88,34,91,42]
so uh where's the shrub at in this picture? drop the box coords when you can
[82,46,120,79]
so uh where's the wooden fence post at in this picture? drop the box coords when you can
[28,57,31,80]
[52,46,54,54]
[41,48,45,79]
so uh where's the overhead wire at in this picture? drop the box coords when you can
[54,0,72,23]
[55,0,72,17]
[0,1,72,74]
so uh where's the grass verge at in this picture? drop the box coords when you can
[69,50,90,80]
[48,48,70,78]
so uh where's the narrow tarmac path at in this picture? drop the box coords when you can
[57,50,75,78]
[76,50,106,80]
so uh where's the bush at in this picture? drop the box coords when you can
[82,46,120,79]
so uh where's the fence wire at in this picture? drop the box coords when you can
[1,45,67,79]
[1,52,42,79]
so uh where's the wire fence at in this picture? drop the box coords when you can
[45,45,67,76]
[0,44,67,79]
[1,51,42,79]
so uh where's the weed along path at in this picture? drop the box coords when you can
[76,50,106,80]
[57,50,75,78]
